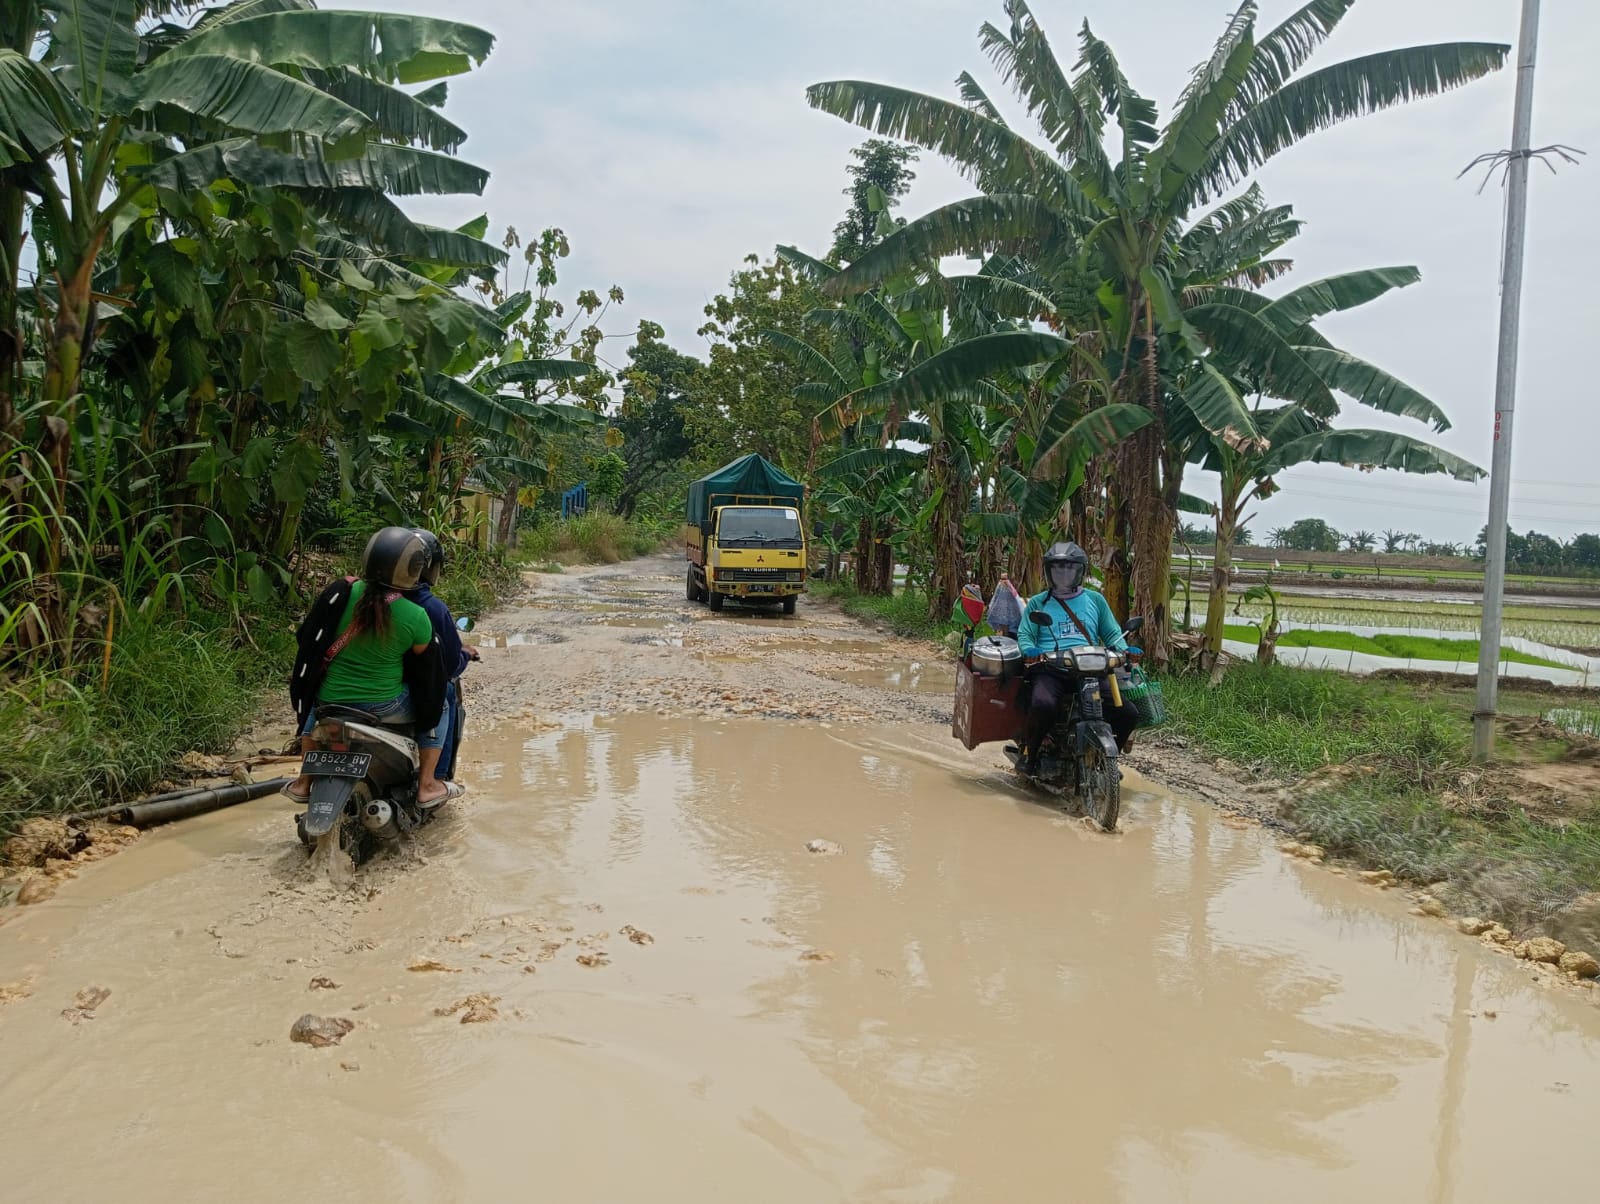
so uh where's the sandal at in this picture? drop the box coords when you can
[281,782,311,804]
[418,781,466,809]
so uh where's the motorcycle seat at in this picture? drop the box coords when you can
[314,704,415,735]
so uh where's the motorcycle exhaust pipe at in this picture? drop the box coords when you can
[360,799,399,840]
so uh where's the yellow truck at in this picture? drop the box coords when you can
[685,454,807,615]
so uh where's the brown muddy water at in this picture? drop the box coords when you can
[3,714,1599,1201]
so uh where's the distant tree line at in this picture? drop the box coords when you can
[1246,518,1600,574]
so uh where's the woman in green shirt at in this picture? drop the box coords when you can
[283,528,459,808]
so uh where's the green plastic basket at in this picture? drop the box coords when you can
[1124,668,1168,727]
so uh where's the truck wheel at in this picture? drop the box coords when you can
[686,569,701,603]
[708,589,725,613]
[781,594,798,616]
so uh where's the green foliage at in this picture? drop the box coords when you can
[689,254,830,474]
[514,513,667,567]
[1,612,276,830]
[806,0,1505,662]
[831,138,919,265]
[1164,664,1600,929]
[810,580,973,642]
[1272,517,1343,552]
[1161,661,1466,779]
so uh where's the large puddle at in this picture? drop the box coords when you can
[2,717,1598,1201]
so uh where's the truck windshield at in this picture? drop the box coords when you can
[717,506,803,548]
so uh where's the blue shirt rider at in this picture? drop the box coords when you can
[406,529,479,780]
[1016,541,1139,775]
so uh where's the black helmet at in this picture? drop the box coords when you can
[361,526,429,591]
[1043,540,1088,594]
[411,528,445,585]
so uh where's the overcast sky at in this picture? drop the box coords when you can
[378,0,1599,547]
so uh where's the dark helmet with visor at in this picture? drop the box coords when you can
[1042,541,1089,595]
[361,526,429,591]
[411,528,445,585]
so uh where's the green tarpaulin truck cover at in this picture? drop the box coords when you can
[685,454,804,527]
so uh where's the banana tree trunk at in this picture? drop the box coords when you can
[1202,495,1239,666]
[853,514,873,591]
[42,227,105,415]
[0,184,23,444]
[1125,398,1175,668]
[1099,463,1132,628]
[496,481,519,548]
[1009,529,1044,596]
[926,444,964,623]
[873,538,894,596]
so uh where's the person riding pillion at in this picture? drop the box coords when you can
[406,528,479,781]
[1016,541,1140,775]
[284,527,461,808]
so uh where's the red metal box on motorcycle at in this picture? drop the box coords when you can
[953,659,1024,750]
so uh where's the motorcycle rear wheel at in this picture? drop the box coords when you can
[1079,749,1120,832]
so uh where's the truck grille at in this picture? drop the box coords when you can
[719,569,803,583]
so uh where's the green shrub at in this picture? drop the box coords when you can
[515,512,667,566]
[2,613,272,829]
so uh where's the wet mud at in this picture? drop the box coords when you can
[2,556,1599,1201]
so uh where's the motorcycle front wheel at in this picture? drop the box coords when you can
[1079,748,1120,832]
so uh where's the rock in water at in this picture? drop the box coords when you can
[1558,950,1600,979]
[1413,895,1448,919]
[289,1014,354,1047]
[805,840,843,856]
[60,986,111,1023]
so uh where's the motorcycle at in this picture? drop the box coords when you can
[294,616,473,866]
[1000,612,1144,832]
[951,587,1141,832]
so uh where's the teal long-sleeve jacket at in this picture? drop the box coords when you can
[1016,589,1125,657]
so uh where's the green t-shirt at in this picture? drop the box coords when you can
[319,581,435,704]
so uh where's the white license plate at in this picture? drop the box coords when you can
[301,751,372,778]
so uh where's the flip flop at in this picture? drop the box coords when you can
[418,781,466,809]
[281,783,311,804]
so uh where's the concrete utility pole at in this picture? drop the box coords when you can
[1473,0,1541,763]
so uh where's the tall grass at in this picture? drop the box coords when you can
[1161,661,1466,781]
[0,418,520,835]
[1,614,283,830]
[809,580,975,641]
[515,512,667,566]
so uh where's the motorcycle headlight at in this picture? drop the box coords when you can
[1071,648,1108,673]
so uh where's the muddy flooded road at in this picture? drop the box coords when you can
[3,556,1599,1201]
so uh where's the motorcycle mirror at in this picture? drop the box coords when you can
[1028,612,1053,629]
[456,616,474,632]
[1123,616,1145,634]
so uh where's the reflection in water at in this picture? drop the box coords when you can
[491,718,1600,1201]
[2,716,1598,1203]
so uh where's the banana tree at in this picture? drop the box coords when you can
[1171,265,1487,666]
[805,0,1506,664]
[4,1,496,414]
[1195,408,1481,666]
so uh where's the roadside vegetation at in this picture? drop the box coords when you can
[810,580,976,642]
[515,513,670,569]
[1162,666,1600,937]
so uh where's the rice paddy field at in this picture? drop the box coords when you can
[1190,590,1600,655]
